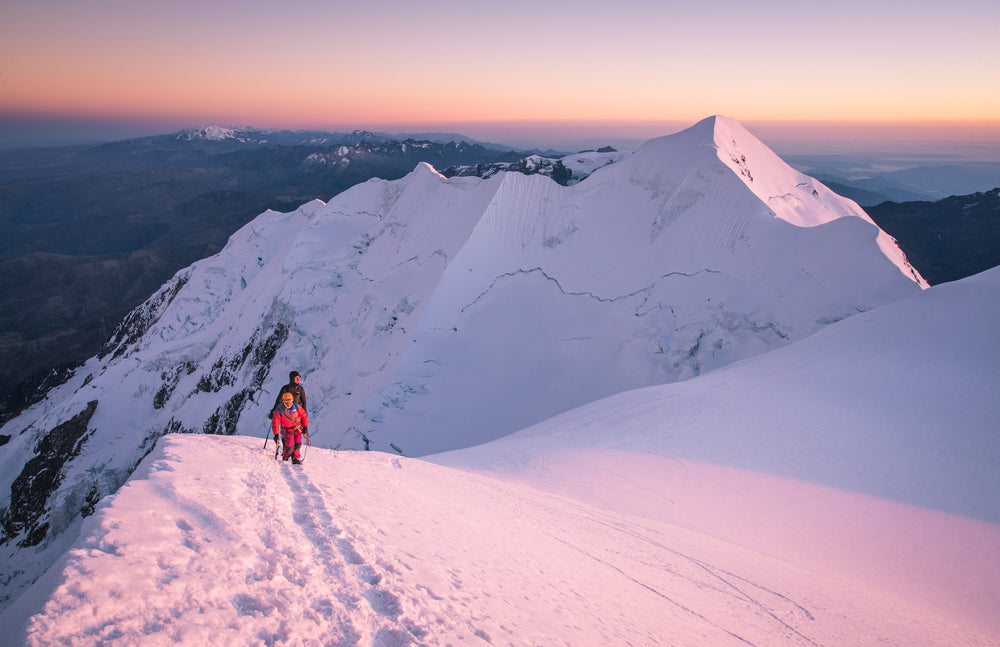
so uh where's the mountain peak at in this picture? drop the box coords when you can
[628,116,925,285]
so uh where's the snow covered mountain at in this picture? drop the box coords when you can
[0,124,534,419]
[171,125,525,152]
[0,116,926,616]
[2,266,996,646]
[443,148,628,186]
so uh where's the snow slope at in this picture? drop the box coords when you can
[1,433,992,647]
[0,116,928,620]
[433,266,1000,638]
[1,267,997,646]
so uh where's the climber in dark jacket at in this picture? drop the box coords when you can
[272,371,307,412]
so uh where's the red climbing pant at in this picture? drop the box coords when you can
[281,427,302,460]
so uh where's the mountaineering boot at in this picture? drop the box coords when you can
[292,458,302,465]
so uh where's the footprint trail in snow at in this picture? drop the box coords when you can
[17,435,994,647]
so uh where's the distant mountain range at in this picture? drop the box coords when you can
[865,188,1000,285]
[781,152,1000,206]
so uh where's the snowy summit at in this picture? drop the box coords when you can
[176,125,271,143]
[2,116,996,646]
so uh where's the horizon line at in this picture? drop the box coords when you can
[2,112,1000,153]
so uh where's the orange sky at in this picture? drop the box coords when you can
[1,0,998,148]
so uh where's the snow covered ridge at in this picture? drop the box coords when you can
[301,138,492,170]
[171,126,509,151]
[1,432,991,647]
[3,267,998,645]
[175,125,272,143]
[0,115,926,615]
[444,149,627,186]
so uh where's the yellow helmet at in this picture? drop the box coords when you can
[281,393,294,405]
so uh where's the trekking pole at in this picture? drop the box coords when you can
[263,425,271,449]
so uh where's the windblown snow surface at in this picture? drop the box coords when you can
[1,267,998,646]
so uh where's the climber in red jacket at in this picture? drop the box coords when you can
[271,392,309,464]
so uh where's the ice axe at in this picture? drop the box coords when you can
[263,425,280,460]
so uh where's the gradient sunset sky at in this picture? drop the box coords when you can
[1,0,998,149]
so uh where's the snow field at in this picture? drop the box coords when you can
[15,435,996,647]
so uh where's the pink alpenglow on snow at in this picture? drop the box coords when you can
[8,434,999,646]
[2,266,998,645]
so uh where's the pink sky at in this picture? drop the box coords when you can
[1,0,998,149]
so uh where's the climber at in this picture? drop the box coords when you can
[273,370,307,412]
[272,392,308,464]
